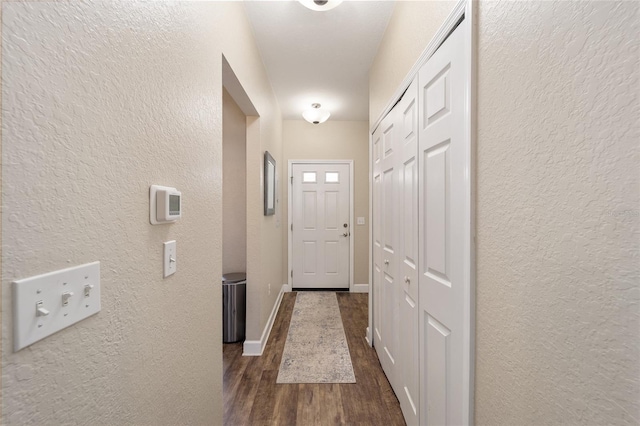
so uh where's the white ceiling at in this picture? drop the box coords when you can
[244,1,395,121]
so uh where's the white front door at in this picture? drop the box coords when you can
[291,163,350,289]
[418,20,471,426]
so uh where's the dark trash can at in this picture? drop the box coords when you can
[222,272,246,343]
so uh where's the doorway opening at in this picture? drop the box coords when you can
[221,55,261,354]
[222,87,247,281]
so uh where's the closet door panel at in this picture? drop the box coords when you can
[372,129,383,346]
[418,21,468,426]
[397,78,420,425]
[378,114,399,389]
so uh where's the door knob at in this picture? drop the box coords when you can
[384,259,389,265]
[404,276,411,284]
[343,232,349,237]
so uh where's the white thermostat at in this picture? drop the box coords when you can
[150,185,181,224]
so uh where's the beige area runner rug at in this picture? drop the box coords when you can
[276,292,356,384]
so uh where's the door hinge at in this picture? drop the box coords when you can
[291,223,293,231]
[290,176,293,184]
[291,270,293,278]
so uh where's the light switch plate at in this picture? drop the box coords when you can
[357,217,365,225]
[164,240,177,278]
[12,261,101,352]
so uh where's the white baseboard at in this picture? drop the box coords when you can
[352,283,369,293]
[242,338,263,356]
[242,284,289,356]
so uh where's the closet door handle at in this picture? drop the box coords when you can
[404,276,411,284]
[384,259,389,265]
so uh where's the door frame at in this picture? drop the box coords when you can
[288,160,355,291]
[368,0,476,423]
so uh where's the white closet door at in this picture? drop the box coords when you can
[397,78,420,425]
[372,126,383,348]
[418,20,470,426]
[373,111,399,390]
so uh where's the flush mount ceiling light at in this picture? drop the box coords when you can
[298,0,344,12]
[302,103,331,124]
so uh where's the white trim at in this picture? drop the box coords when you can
[242,284,289,356]
[288,162,293,288]
[241,340,263,357]
[287,160,354,291]
[463,0,477,423]
[352,283,369,293]
[370,0,468,134]
[367,124,373,347]
[349,162,355,292]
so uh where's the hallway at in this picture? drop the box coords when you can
[1,1,637,424]
[223,293,405,425]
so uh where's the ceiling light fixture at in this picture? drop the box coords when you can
[298,0,344,12]
[302,103,331,124]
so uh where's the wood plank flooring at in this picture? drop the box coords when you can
[223,292,405,426]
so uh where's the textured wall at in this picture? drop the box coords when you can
[369,0,456,124]
[370,0,639,424]
[217,10,284,343]
[281,120,370,286]
[245,98,283,342]
[2,2,282,424]
[222,89,247,275]
[0,1,4,420]
[475,1,639,424]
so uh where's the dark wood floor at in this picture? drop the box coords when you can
[223,292,405,426]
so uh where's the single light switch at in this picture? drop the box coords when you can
[12,261,101,352]
[35,301,50,317]
[164,240,177,278]
[84,284,94,297]
[357,217,365,225]
[61,291,74,307]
